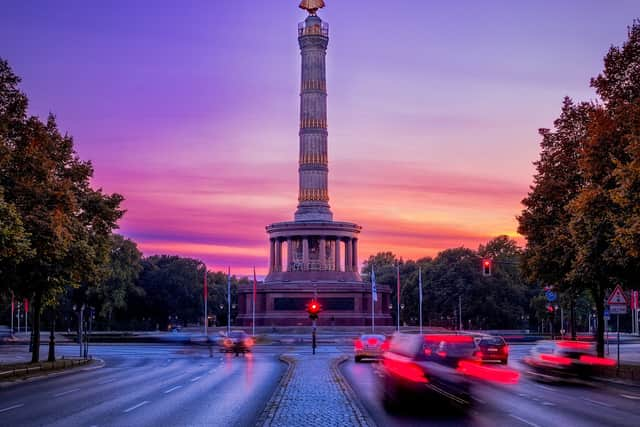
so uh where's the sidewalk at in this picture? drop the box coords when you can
[259,347,372,427]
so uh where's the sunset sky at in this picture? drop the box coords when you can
[1,1,637,276]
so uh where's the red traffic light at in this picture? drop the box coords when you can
[308,301,321,314]
[482,258,492,276]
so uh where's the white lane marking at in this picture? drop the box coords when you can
[517,393,528,397]
[53,388,81,397]
[123,401,150,413]
[190,376,202,382]
[621,393,640,400]
[0,404,24,413]
[583,398,613,408]
[164,385,182,394]
[98,378,116,385]
[472,396,486,404]
[208,369,217,374]
[536,385,553,392]
[509,414,541,427]
[542,401,555,406]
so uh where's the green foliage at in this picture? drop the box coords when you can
[362,236,534,330]
[519,21,640,355]
[0,58,124,362]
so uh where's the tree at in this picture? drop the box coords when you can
[0,59,124,362]
[86,234,143,329]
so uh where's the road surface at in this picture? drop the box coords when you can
[341,343,640,427]
[0,344,285,426]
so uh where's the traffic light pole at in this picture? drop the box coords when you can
[312,319,317,355]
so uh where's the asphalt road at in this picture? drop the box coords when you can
[0,344,285,427]
[341,344,640,427]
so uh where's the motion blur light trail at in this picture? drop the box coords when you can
[457,360,520,384]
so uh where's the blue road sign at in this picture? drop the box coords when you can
[545,290,557,302]
[604,308,610,321]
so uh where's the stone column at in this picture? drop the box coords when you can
[269,238,275,273]
[302,238,310,271]
[345,239,352,272]
[287,238,293,272]
[352,238,358,273]
[275,239,282,272]
[335,238,341,272]
[319,237,326,270]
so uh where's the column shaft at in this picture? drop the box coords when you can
[319,238,326,270]
[335,238,341,272]
[275,240,282,272]
[352,238,358,273]
[269,239,275,273]
[345,239,352,272]
[302,238,310,271]
[287,238,293,272]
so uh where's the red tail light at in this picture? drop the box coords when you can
[475,351,484,359]
[384,358,428,383]
[354,339,363,350]
[557,341,591,350]
[223,338,232,347]
[502,345,509,354]
[424,348,432,356]
[579,355,616,366]
[244,338,254,347]
[437,351,447,358]
[540,354,572,366]
[381,340,390,351]
[457,360,520,384]
[367,338,378,346]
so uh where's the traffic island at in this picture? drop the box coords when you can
[257,353,372,427]
[0,357,96,385]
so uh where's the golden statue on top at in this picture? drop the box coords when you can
[299,0,325,15]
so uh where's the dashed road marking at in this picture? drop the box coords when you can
[509,413,541,427]
[190,376,202,382]
[542,401,555,406]
[0,404,24,413]
[583,398,613,408]
[53,388,81,397]
[536,384,553,392]
[164,385,182,394]
[620,393,640,400]
[123,401,150,413]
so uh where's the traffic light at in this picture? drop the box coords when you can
[482,258,492,276]
[307,300,321,321]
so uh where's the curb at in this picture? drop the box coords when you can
[256,354,296,426]
[0,357,103,388]
[332,355,377,427]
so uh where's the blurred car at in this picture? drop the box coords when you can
[220,330,254,355]
[523,340,615,381]
[473,335,509,364]
[378,333,474,412]
[354,334,388,362]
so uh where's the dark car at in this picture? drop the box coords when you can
[220,330,254,355]
[378,333,474,412]
[523,340,615,381]
[473,335,509,364]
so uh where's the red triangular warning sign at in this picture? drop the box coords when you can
[607,285,628,305]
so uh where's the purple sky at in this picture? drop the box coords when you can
[1,1,637,275]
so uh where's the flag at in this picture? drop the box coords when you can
[203,265,208,301]
[24,299,28,313]
[371,267,378,302]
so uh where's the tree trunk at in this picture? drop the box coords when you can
[31,292,42,363]
[595,293,605,357]
[570,294,577,340]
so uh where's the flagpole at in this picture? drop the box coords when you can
[396,265,400,332]
[253,267,257,337]
[203,264,208,338]
[371,267,375,333]
[227,267,231,335]
[419,267,423,335]
[10,291,14,337]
